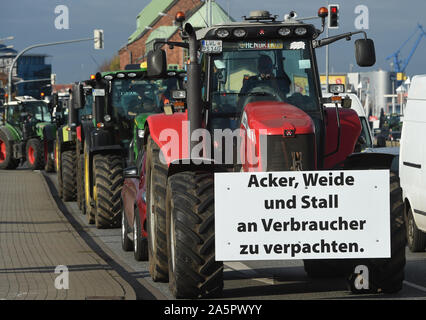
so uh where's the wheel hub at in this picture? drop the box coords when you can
[28,146,35,164]
[0,139,6,163]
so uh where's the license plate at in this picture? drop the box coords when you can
[201,40,222,53]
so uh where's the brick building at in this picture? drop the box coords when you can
[118,0,233,70]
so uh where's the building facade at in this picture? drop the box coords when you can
[119,0,233,69]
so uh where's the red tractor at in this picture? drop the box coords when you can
[132,9,405,298]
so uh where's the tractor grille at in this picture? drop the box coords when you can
[265,134,316,171]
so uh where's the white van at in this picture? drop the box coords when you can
[399,75,426,252]
[323,92,374,151]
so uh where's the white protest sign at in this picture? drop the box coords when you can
[214,170,390,261]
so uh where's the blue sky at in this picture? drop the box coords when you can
[1,0,426,83]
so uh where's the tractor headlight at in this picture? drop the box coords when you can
[294,27,307,36]
[104,114,111,122]
[216,29,230,38]
[278,27,291,36]
[138,129,144,139]
[233,28,247,38]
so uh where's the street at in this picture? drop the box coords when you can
[2,169,423,300]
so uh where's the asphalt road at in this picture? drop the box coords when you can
[44,171,426,300]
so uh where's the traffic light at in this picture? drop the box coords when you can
[94,29,104,50]
[328,4,339,29]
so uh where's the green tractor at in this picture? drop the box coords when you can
[80,68,185,229]
[0,96,56,170]
[55,82,93,202]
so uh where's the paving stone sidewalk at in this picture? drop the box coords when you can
[0,170,136,300]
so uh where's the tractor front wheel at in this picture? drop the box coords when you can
[146,136,169,282]
[93,153,124,229]
[26,139,44,170]
[62,151,77,201]
[166,171,223,299]
[348,173,406,294]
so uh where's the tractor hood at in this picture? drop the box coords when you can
[241,101,315,135]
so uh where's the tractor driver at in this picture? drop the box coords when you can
[238,55,291,109]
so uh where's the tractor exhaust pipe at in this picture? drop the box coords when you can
[184,23,203,155]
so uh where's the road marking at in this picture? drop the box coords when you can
[224,262,274,285]
[403,281,426,293]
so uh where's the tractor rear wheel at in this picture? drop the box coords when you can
[146,136,169,282]
[26,139,44,170]
[0,131,18,170]
[62,151,77,201]
[166,171,223,299]
[93,153,124,229]
[348,172,406,294]
[406,207,426,252]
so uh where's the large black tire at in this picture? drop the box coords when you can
[61,151,77,202]
[121,206,133,252]
[146,136,169,282]
[26,138,44,170]
[406,206,426,252]
[348,173,406,294]
[134,207,148,261]
[77,152,85,211]
[0,131,19,170]
[304,259,354,278]
[93,153,124,229]
[166,171,223,299]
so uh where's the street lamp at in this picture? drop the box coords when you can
[7,34,103,102]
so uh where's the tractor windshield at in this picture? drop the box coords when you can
[209,39,319,114]
[110,78,179,119]
[22,101,52,122]
[79,94,93,118]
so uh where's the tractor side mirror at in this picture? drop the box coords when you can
[355,39,376,67]
[123,166,139,179]
[147,49,167,77]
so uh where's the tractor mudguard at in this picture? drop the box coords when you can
[324,108,362,169]
[167,158,232,177]
[0,125,18,143]
[145,112,189,166]
[342,151,398,172]
[42,124,57,142]
[90,144,123,154]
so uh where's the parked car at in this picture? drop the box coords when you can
[399,74,426,252]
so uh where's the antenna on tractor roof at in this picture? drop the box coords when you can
[243,10,278,22]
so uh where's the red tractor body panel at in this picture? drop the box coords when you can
[146,111,189,166]
[324,107,362,169]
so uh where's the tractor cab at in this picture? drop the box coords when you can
[0,96,57,170]
[5,97,52,136]
[94,68,186,163]
[148,9,375,171]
